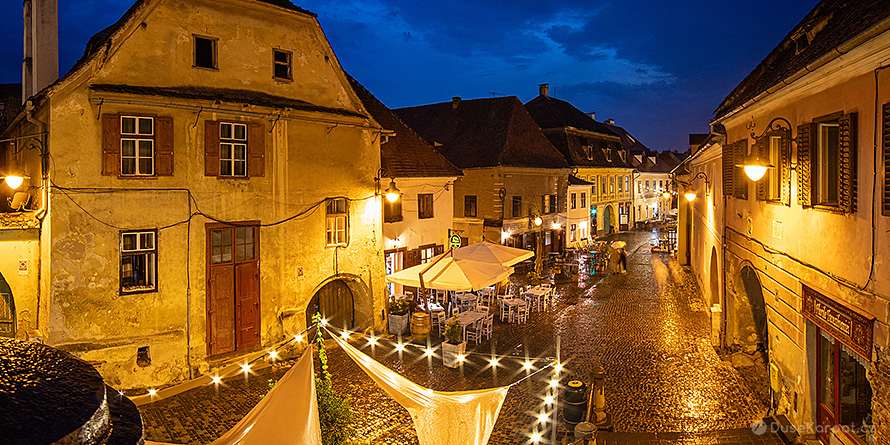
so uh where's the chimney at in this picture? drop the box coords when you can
[604,118,615,125]
[587,112,595,121]
[22,0,58,102]
[538,83,549,97]
[452,96,461,109]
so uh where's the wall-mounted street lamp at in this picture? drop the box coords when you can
[662,191,671,200]
[738,152,773,181]
[679,172,709,202]
[375,168,401,202]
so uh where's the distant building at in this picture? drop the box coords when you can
[396,96,571,263]
[0,0,387,388]
[679,0,890,442]
[566,175,594,249]
[525,85,636,236]
[347,76,462,298]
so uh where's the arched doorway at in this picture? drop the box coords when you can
[603,206,613,234]
[306,279,355,330]
[0,272,14,338]
[730,265,768,351]
[709,247,719,308]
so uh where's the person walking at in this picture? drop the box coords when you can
[619,247,628,274]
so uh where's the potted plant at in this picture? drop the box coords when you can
[441,316,466,368]
[388,299,411,336]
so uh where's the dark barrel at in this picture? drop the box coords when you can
[563,379,589,429]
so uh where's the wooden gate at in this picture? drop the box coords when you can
[207,224,260,356]
[306,280,354,331]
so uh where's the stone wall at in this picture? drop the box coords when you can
[871,346,890,445]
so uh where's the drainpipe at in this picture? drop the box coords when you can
[24,100,48,337]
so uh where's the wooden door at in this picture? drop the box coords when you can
[307,280,354,331]
[207,224,260,356]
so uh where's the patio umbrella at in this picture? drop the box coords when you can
[385,255,514,292]
[450,241,534,266]
[610,241,626,249]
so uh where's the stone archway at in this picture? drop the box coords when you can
[709,246,719,308]
[306,279,355,331]
[729,264,768,352]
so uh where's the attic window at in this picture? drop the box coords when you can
[618,150,626,162]
[583,145,593,160]
[792,30,809,54]
[194,35,218,70]
[273,49,292,80]
[603,149,612,163]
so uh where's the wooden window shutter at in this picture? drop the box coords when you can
[780,130,792,206]
[733,140,748,200]
[433,244,444,256]
[406,249,420,268]
[204,120,220,176]
[102,114,121,176]
[797,123,812,207]
[839,112,857,214]
[155,116,174,176]
[883,102,890,215]
[248,122,265,177]
[755,138,767,201]
[722,142,733,197]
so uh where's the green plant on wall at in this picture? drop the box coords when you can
[311,312,357,445]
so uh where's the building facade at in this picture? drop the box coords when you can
[0,0,388,388]
[566,175,594,248]
[525,85,636,237]
[681,1,890,442]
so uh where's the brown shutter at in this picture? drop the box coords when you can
[883,102,890,216]
[734,140,748,200]
[204,120,220,176]
[102,114,121,176]
[755,138,766,201]
[248,122,265,177]
[155,116,174,176]
[797,123,812,207]
[433,244,444,256]
[780,129,792,206]
[839,112,857,214]
[405,249,420,268]
[722,142,733,197]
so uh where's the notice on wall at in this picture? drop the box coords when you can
[619,214,628,224]
[18,260,27,276]
[772,220,783,240]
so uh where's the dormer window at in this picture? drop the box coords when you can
[603,149,612,162]
[618,150,626,162]
[583,145,593,160]
[793,31,809,54]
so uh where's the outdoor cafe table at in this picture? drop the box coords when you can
[456,293,478,304]
[522,287,550,311]
[455,311,486,340]
[501,298,526,323]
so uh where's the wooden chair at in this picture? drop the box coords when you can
[514,303,529,324]
[482,314,494,341]
[476,304,489,314]
[431,310,446,336]
[466,324,483,344]
[499,301,510,322]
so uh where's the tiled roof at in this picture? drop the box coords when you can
[89,84,365,118]
[395,97,570,170]
[346,76,461,178]
[716,0,890,118]
[524,95,633,169]
[602,121,650,153]
[62,0,315,92]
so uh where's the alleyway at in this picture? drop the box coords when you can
[140,229,771,444]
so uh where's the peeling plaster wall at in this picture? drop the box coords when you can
[0,229,40,339]
[28,0,386,388]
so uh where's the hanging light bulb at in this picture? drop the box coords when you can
[4,175,24,190]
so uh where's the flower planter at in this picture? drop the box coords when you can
[441,341,466,368]
[388,312,410,336]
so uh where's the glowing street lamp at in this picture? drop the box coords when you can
[384,179,401,202]
[739,153,773,181]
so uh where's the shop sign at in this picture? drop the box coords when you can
[801,284,873,359]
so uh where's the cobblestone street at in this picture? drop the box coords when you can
[141,228,771,444]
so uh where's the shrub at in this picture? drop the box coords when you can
[444,316,463,344]
[389,299,411,315]
[316,376,356,445]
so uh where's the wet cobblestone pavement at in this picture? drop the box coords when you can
[140,229,772,444]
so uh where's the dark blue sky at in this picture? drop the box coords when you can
[0,0,819,150]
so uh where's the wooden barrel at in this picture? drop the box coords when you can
[410,312,430,344]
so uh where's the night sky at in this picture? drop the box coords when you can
[0,0,819,151]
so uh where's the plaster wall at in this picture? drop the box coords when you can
[634,172,671,222]
[0,229,41,338]
[15,0,386,388]
[383,176,456,252]
[566,183,593,247]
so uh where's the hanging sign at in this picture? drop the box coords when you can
[449,234,462,250]
[801,284,873,359]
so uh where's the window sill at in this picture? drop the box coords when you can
[120,287,158,296]
[810,204,846,215]
[118,175,158,179]
[273,77,293,83]
[326,243,348,248]
[193,65,219,72]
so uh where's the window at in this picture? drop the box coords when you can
[384,197,402,223]
[418,194,434,219]
[645,180,650,192]
[816,123,840,206]
[609,176,615,194]
[194,35,218,69]
[604,149,612,162]
[121,230,157,293]
[618,177,623,192]
[580,192,586,208]
[550,195,558,213]
[220,122,247,177]
[120,116,154,176]
[542,195,549,215]
[592,177,598,195]
[625,176,630,193]
[419,245,436,264]
[637,182,642,194]
[512,196,522,218]
[273,49,292,80]
[602,177,607,195]
[570,193,577,209]
[659,180,664,190]
[464,195,477,217]
[570,224,577,242]
[325,198,348,246]
[818,329,872,443]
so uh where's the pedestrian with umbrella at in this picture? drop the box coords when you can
[610,241,627,274]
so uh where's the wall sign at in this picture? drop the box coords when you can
[449,234,462,250]
[801,284,873,359]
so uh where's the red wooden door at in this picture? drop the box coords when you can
[207,224,260,356]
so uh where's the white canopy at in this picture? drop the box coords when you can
[450,240,534,266]
[385,256,513,291]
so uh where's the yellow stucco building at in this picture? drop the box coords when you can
[1,0,388,388]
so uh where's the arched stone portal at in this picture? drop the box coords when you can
[306,279,355,331]
[729,264,768,351]
[709,247,719,308]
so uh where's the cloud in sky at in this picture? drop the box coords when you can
[0,0,819,150]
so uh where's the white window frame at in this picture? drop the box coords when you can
[120,230,157,294]
[326,198,348,246]
[220,122,248,177]
[120,116,154,176]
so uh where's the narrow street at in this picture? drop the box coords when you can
[141,228,771,444]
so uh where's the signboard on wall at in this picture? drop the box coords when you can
[801,284,874,359]
[449,234,462,250]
